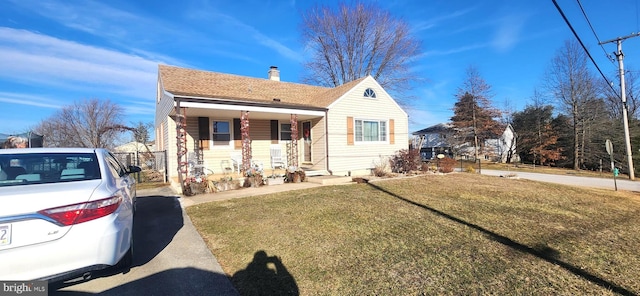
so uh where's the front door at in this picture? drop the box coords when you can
[302,121,311,162]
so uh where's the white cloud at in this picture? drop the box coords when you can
[0,27,158,99]
[184,5,303,62]
[413,7,478,33]
[9,0,161,42]
[492,15,526,52]
[0,92,61,109]
[219,14,302,62]
[11,0,303,64]
[7,0,204,66]
[421,43,489,57]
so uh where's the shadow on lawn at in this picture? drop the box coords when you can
[367,182,636,296]
[232,250,299,296]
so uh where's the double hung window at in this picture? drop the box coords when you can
[280,123,292,141]
[355,120,387,142]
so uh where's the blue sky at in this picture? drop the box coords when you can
[1,0,640,137]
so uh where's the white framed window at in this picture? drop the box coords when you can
[363,88,376,98]
[355,119,387,142]
[280,123,292,141]
[212,120,231,146]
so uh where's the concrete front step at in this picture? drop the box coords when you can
[302,169,329,177]
[306,175,354,185]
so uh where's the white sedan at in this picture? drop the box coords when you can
[0,148,139,282]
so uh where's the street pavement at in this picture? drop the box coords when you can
[480,169,639,192]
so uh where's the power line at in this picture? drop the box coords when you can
[551,0,620,100]
[575,0,615,63]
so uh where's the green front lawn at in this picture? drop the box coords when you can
[187,173,640,295]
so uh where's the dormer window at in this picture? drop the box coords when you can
[363,88,376,98]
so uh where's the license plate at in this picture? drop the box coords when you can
[0,224,11,246]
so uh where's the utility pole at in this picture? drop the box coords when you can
[600,33,638,180]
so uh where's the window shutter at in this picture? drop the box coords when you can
[347,117,354,145]
[270,120,279,144]
[389,119,395,145]
[233,118,242,149]
[198,117,210,149]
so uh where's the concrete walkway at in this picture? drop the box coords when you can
[179,181,324,207]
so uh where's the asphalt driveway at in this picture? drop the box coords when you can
[53,186,238,295]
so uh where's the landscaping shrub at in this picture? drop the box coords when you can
[465,165,476,173]
[285,170,306,183]
[372,156,390,177]
[389,149,421,173]
[439,157,456,173]
[141,169,164,182]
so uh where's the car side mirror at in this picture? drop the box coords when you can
[128,166,142,174]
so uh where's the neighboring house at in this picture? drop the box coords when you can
[411,123,454,160]
[155,65,409,186]
[114,141,154,153]
[484,123,518,163]
[411,123,517,163]
[113,141,159,170]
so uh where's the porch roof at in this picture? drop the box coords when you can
[159,65,366,109]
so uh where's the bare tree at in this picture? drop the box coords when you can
[598,74,640,174]
[131,121,153,145]
[130,121,154,155]
[451,66,501,160]
[35,99,128,148]
[603,69,640,119]
[544,40,598,170]
[578,98,610,170]
[500,97,515,126]
[300,1,421,95]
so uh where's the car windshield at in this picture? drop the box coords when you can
[0,153,100,187]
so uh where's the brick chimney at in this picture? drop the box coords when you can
[268,66,280,81]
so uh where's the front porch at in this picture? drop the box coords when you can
[168,99,332,193]
[170,166,347,195]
